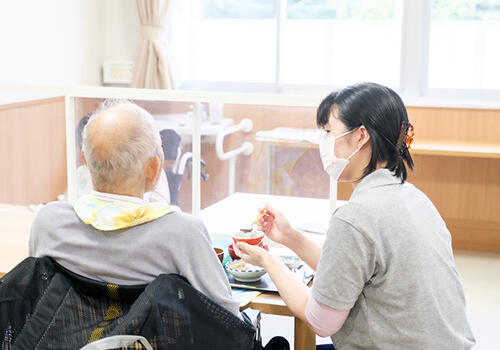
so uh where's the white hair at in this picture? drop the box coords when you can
[82,100,163,192]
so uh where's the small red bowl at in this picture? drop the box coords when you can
[228,244,240,260]
[232,232,264,246]
[213,247,224,263]
[228,242,269,260]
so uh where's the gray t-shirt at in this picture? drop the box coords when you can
[29,201,240,316]
[312,169,475,349]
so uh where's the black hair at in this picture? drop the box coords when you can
[316,82,414,182]
[160,129,181,160]
[75,114,91,150]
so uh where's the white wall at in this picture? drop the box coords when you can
[0,0,150,87]
[102,0,140,63]
[0,0,106,86]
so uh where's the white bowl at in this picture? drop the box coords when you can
[225,260,266,282]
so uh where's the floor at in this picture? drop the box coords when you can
[1,204,499,349]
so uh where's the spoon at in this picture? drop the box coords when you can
[242,209,268,231]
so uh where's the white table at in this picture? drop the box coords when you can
[201,192,346,250]
[0,204,35,273]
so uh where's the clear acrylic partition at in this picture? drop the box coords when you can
[199,102,332,241]
[67,91,334,242]
[72,97,195,214]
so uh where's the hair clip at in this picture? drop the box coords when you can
[405,123,415,149]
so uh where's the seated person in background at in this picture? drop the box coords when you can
[29,101,240,316]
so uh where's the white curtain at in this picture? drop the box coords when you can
[130,0,176,89]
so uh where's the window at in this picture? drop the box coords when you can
[282,0,402,86]
[172,0,401,88]
[171,0,500,100]
[172,0,276,83]
[202,0,275,18]
[428,0,500,90]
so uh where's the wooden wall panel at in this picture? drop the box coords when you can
[0,97,66,205]
[406,107,499,144]
[409,155,500,222]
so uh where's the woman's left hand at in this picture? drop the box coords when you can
[234,242,272,268]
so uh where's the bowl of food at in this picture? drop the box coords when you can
[225,260,266,282]
[232,224,265,246]
[213,247,224,263]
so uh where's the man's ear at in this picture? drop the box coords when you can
[357,125,371,148]
[81,150,88,166]
[145,156,161,188]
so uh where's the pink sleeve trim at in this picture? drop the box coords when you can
[305,295,350,337]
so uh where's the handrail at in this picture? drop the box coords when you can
[215,119,254,195]
[215,119,254,161]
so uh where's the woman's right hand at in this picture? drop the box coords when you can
[258,204,297,247]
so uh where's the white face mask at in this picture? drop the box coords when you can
[319,128,361,181]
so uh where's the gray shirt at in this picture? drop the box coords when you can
[29,200,240,316]
[312,169,475,349]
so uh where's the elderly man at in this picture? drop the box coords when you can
[29,102,240,316]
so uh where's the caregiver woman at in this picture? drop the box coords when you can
[236,83,475,349]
